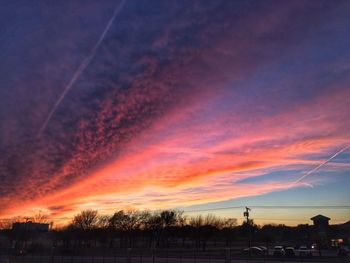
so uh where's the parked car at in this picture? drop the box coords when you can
[242,246,264,256]
[285,247,295,257]
[258,246,268,255]
[273,246,285,256]
[338,246,349,257]
[298,246,312,256]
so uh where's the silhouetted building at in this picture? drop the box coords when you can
[311,215,330,235]
[11,222,50,251]
[330,221,350,248]
[12,221,49,232]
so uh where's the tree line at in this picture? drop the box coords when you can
[1,209,348,252]
[57,209,239,250]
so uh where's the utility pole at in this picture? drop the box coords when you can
[244,207,251,249]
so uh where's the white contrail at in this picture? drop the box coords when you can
[38,0,126,137]
[293,144,350,184]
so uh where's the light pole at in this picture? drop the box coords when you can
[243,207,251,249]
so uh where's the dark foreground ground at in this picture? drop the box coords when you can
[0,254,349,263]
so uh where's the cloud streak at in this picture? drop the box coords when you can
[37,0,126,136]
[293,144,350,184]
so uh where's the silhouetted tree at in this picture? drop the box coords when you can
[72,210,99,231]
[222,218,237,247]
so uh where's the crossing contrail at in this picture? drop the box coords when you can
[38,0,126,137]
[293,144,350,184]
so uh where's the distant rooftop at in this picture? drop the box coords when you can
[310,214,331,221]
[12,221,49,232]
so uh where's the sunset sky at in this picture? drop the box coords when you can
[0,0,350,225]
